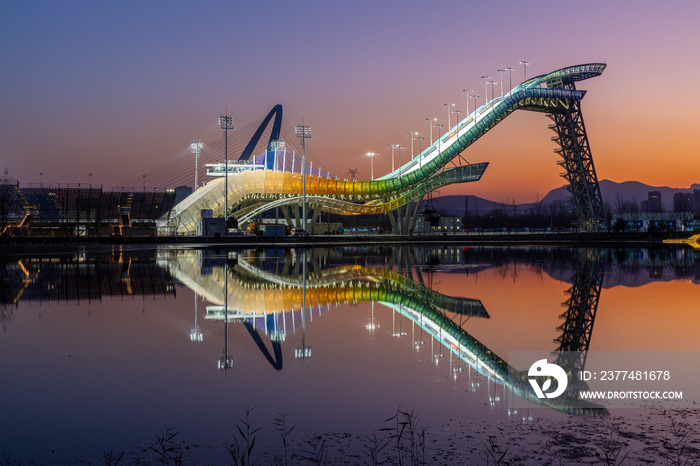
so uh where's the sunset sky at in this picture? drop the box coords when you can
[2,0,699,203]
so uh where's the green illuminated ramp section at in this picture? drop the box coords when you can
[159,63,606,235]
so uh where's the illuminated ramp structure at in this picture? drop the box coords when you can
[159,63,607,235]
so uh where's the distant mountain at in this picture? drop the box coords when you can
[429,180,700,216]
[542,180,699,211]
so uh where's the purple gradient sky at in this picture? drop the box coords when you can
[2,0,699,202]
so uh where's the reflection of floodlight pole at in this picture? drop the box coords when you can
[190,140,203,191]
[295,124,311,231]
[296,250,311,359]
[366,300,378,333]
[218,260,233,369]
[190,291,203,342]
[366,152,378,180]
[219,115,234,237]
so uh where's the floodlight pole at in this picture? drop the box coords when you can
[219,115,234,236]
[366,152,378,180]
[295,123,311,231]
[520,61,530,81]
[505,67,515,95]
[481,75,492,107]
[190,140,203,191]
[462,89,473,118]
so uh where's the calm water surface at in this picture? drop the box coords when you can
[1,245,698,463]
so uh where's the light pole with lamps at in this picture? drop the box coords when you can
[520,61,530,81]
[481,75,492,107]
[434,124,444,153]
[397,145,406,177]
[295,123,311,231]
[488,81,498,101]
[389,144,400,173]
[470,95,480,124]
[505,67,515,95]
[190,140,203,191]
[497,69,506,97]
[444,103,455,130]
[452,109,462,127]
[219,114,234,236]
[415,136,425,169]
[462,89,473,118]
[426,118,437,145]
[407,131,418,160]
[366,152,378,180]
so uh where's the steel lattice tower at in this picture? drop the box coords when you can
[547,79,606,231]
[554,249,604,378]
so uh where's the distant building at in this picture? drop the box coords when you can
[612,211,693,232]
[415,214,462,233]
[647,191,662,212]
[673,192,693,212]
[694,189,700,213]
[174,185,193,205]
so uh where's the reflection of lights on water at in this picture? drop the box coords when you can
[392,332,407,337]
[270,332,286,343]
[218,356,233,370]
[190,329,203,342]
[295,347,312,359]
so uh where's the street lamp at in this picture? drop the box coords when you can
[470,95,480,123]
[462,88,473,117]
[397,145,406,177]
[505,67,515,95]
[366,152,378,180]
[219,114,234,236]
[520,61,530,81]
[444,103,455,130]
[407,131,418,160]
[190,140,203,191]
[415,136,425,170]
[481,75,492,107]
[452,109,462,126]
[388,144,400,173]
[497,69,506,97]
[295,123,311,231]
[488,81,498,101]
[434,123,444,154]
[426,117,437,145]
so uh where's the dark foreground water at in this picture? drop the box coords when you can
[1,245,698,464]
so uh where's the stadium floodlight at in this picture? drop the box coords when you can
[190,140,203,191]
[295,124,311,230]
[365,152,378,180]
[219,115,234,236]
